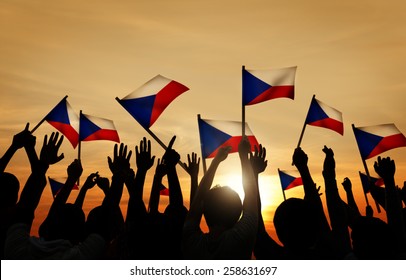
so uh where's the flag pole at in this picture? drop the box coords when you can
[296,94,316,148]
[30,95,69,134]
[144,127,188,172]
[76,110,83,187]
[242,65,246,137]
[78,110,82,161]
[197,114,207,174]
[278,169,287,201]
[115,97,188,172]
[359,171,371,207]
[352,124,381,213]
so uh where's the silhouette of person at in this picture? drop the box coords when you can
[182,136,258,259]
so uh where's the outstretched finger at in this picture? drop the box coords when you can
[168,135,176,149]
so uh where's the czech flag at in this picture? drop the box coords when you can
[353,123,406,160]
[198,118,259,158]
[116,75,189,129]
[160,184,170,196]
[242,66,296,106]
[79,113,120,143]
[278,169,303,191]
[305,97,344,135]
[48,177,78,198]
[45,97,79,148]
[359,172,384,194]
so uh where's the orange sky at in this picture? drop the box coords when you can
[1,0,406,240]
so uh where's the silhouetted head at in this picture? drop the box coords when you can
[203,186,242,230]
[351,216,396,259]
[40,203,85,244]
[274,198,321,250]
[0,172,20,209]
[86,205,124,242]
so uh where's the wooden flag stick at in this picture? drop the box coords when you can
[115,97,188,172]
[296,94,316,149]
[197,114,208,174]
[242,65,246,137]
[144,127,188,172]
[278,169,287,201]
[30,95,68,134]
[359,171,371,206]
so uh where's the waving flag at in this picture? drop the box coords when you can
[352,123,406,160]
[359,172,384,194]
[44,97,79,148]
[305,97,344,135]
[116,75,189,129]
[79,113,120,142]
[243,66,296,106]
[48,177,78,198]
[198,118,259,158]
[278,169,303,191]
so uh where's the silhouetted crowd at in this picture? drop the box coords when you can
[1,124,406,259]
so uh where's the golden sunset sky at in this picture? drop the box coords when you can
[1,0,406,240]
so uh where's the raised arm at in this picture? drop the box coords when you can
[185,152,200,207]
[250,145,283,259]
[133,137,155,200]
[74,172,99,209]
[292,147,331,233]
[185,146,231,228]
[341,177,361,217]
[374,156,406,256]
[322,146,351,257]
[239,136,258,220]
[126,138,155,223]
[162,136,183,209]
[103,143,132,208]
[15,132,64,228]
[148,158,166,214]
[0,123,37,173]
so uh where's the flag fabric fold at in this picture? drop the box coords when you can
[45,98,79,148]
[79,113,120,143]
[160,184,170,196]
[48,177,78,198]
[278,169,303,191]
[353,123,406,160]
[242,66,296,106]
[198,118,259,158]
[116,75,189,129]
[305,97,344,135]
[359,172,384,194]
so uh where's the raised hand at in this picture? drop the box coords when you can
[374,156,396,181]
[322,145,335,168]
[250,144,267,174]
[12,123,35,150]
[186,153,200,206]
[292,147,308,171]
[162,136,180,168]
[238,135,251,159]
[155,158,167,179]
[96,176,110,195]
[67,159,83,181]
[136,137,155,172]
[82,172,99,190]
[185,152,200,177]
[108,143,132,177]
[39,132,64,166]
[342,177,352,193]
[366,205,374,217]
